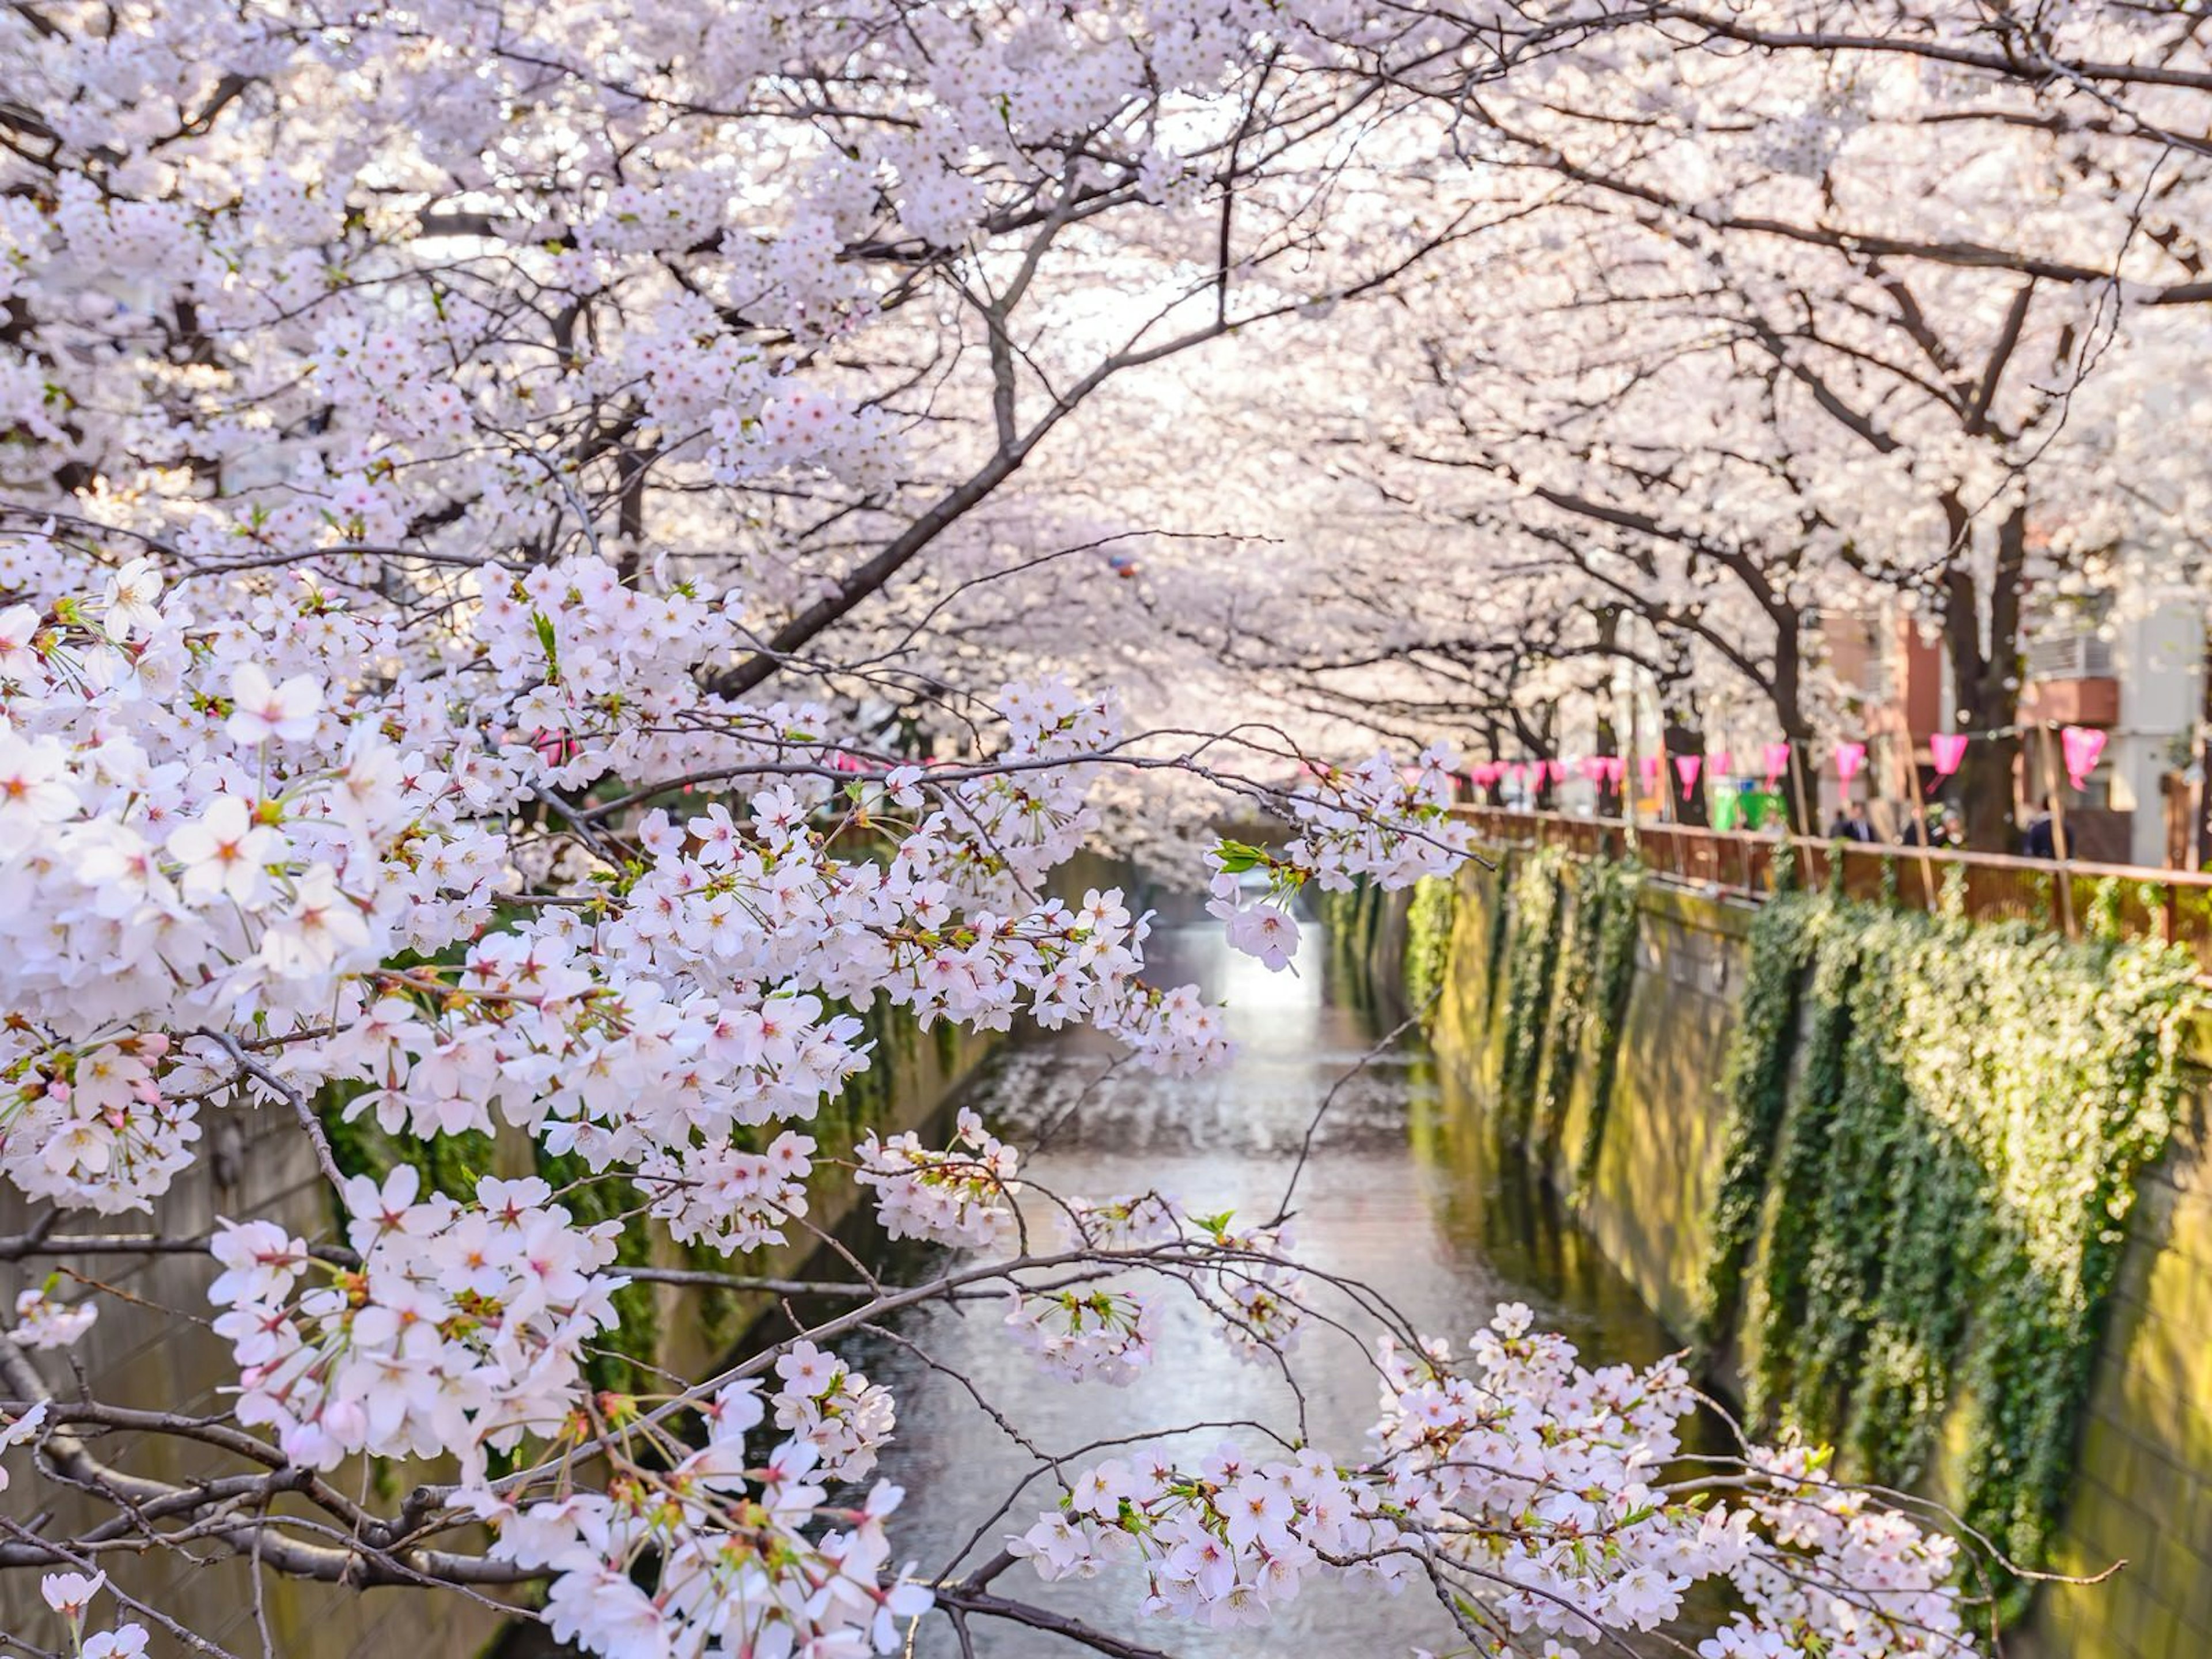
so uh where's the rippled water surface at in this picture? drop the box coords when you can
[824,914,1693,1658]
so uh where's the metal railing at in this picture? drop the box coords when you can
[1452,806,2212,969]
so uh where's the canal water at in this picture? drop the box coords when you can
[823,910,1697,1658]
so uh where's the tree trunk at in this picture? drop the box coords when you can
[1518,701,1559,811]
[1770,616,1816,832]
[1594,608,1625,817]
[1940,497,2028,852]
[1664,715,1710,827]
[1594,706,1623,817]
[1952,724,2020,852]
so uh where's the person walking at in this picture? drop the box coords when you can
[1828,801,1876,843]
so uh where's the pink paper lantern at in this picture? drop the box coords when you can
[1835,741,1867,783]
[1506,762,1527,783]
[2061,725,2108,789]
[1580,755,1608,783]
[1929,732,1968,777]
[1675,755,1702,796]
[1601,755,1626,787]
[1707,749,1733,777]
[1543,759,1566,786]
[1762,741,1791,785]
[1638,754,1662,788]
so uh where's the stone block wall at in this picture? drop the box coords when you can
[1415,850,2212,1659]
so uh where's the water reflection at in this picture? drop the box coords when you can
[820,915,1696,1658]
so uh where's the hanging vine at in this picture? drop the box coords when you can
[1461,849,1646,1167]
[1693,893,1815,1347]
[1496,847,1566,1143]
[1569,859,1647,1196]
[1707,890,2200,1613]
[1533,863,1609,1152]
[1479,860,1513,1025]
[1402,875,1459,1028]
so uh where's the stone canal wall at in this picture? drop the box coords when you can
[1343,849,2212,1659]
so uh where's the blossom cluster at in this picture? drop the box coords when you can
[9,1284,97,1351]
[1010,1441,1414,1625]
[4,1033,199,1217]
[1190,1215,1310,1365]
[208,1169,626,1472]
[1719,1444,1970,1658]
[464,1380,929,1659]
[1059,1190,1186,1252]
[1009,1304,1972,1654]
[854,1107,1022,1252]
[37,1572,147,1659]
[1003,1286,1162,1385]
[771,1340,899,1483]
[1212,743,1472,972]
[1290,745,1472,884]
[0,547,1225,1244]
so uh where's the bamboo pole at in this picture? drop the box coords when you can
[2190,753,2205,873]
[1901,733,1938,911]
[2040,722,2076,937]
[1787,740,1816,890]
[1624,690,1641,836]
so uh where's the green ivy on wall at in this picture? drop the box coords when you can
[1705,889,2200,1614]
[1314,881,1378,1013]
[1472,847,1644,1175]
[1696,895,1826,1350]
[1372,834,2197,1622]
[1533,863,1606,1149]
[1477,860,1513,1027]
[1567,858,1645,1195]
[1497,848,1566,1143]
[1402,876,1459,1026]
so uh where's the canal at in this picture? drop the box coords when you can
[824,906,1697,1657]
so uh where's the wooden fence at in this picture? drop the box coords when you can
[1452,806,2212,970]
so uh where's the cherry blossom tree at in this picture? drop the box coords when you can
[3,0,2179,1654]
[1051,1,2212,846]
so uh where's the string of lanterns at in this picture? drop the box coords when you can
[1464,725,2111,798]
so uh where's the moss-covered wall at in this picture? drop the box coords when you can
[1409,850,2212,1659]
[1412,859,1751,1339]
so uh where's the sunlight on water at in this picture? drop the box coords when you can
[1213,925,1323,1019]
